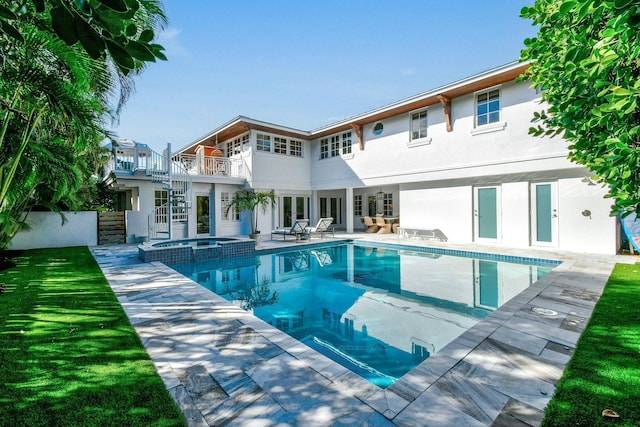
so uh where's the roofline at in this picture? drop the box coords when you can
[179,115,311,153]
[180,60,530,151]
[309,60,530,135]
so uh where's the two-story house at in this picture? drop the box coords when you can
[106,61,617,254]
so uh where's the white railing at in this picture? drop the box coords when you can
[173,153,248,179]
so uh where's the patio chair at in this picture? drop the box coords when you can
[375,216,391,234]
[307,217,334,239]
[363,216,379,233]
[271,219,309,242]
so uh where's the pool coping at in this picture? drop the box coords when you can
[90,237,636,426]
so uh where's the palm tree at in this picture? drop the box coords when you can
[0,1,167,250]
[226,190,277,236]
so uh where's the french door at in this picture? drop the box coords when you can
[530,182,558,246]
[474,186,501,242]
[320,197,342,226]
[281,196,308,228]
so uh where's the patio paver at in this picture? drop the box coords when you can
[89,234,635,426]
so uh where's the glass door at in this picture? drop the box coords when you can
[282,196,308,228]
[531,182,558,246]
[474,186,501,242]
[320,197,342,226]
[196,195,211,235]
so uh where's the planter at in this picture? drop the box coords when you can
[249,233,261,245]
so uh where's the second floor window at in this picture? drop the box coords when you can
[331,135,340,157]
[290,140,303,157]
[342,132,352,155]
[411,110,428,140]
[476,89,500,126]
[274,137,287,154]
[320,138,329,159]
[321,132,352,160]
[257,133,271,152]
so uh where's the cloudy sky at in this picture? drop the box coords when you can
[110,0,539,152]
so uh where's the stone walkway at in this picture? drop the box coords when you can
[89,235,635,426]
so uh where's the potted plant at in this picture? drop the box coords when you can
[226,190,277,244]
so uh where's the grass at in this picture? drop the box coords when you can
[0,247,186,427]
[542,263,640,427]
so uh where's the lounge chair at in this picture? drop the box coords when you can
[307,217,334,239]
[363,216,379,233]
[375,217,391,234]
[271,219,309,241]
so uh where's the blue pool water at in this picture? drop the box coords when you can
[169,242,557,387]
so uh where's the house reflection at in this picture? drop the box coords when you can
[170,244,552,385]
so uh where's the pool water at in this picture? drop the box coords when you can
[170,243,556,387]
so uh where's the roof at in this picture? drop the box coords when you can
[177,60,530,154]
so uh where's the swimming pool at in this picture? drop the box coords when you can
[169,242,558,387]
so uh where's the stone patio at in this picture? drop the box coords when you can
[89,234,635,426]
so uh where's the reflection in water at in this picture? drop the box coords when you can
[170,243,555,387]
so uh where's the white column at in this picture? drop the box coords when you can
[346,187,354,233]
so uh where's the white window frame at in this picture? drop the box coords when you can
[256,133,271,152]
[320,138,329,159]
[274,136,287,155]
[290,139,303,157]
[341,132,352,155]
[471,86,506,135]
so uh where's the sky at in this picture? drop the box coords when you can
[110,0,540,153]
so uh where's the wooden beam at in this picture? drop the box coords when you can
[438,94,452,132]
[350,124,364,150]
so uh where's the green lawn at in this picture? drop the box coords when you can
[0,247,186,427]
[542,263,640,427]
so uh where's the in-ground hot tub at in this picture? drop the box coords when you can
[138,237,255,263]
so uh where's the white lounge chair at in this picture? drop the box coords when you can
[307,217,334,239]
[270,219,309,241]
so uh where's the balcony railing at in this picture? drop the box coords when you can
[108,146,248,180]
[172,153,247,179]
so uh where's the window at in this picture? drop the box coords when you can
[290,139,302,157]
[342,132,352,155]
[476,89,500,126]
[221,192,238,221]
[257,133,271,152]
[154,190,168,223]
[372,122,383,136]
[411,110,428,140]
[320,133,352,160]
[383,193,393,216]
[354,194,362,216]
[320,138,329,159]
[274,137,287,154]
[330,135,340,157]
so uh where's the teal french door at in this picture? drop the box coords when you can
[474,186,501,241]
[531,182,558,246]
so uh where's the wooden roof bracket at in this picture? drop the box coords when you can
[350,123,364,150]
[438,94,452,132]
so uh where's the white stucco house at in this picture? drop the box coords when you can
[105,60,618,255]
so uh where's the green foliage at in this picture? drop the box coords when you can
[542,263,640,426]
[0,0,165,250]
[0,0,167,75]
[0,247,186,426]
[520,0,640,216]
[226,190,277,234]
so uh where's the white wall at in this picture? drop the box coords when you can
[10,211,97,249]
[558,178,617,254]
[399,177,617,254]
[310,81,572,190]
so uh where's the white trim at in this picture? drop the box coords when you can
[470,121,507,136]
[407,137,432,147]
